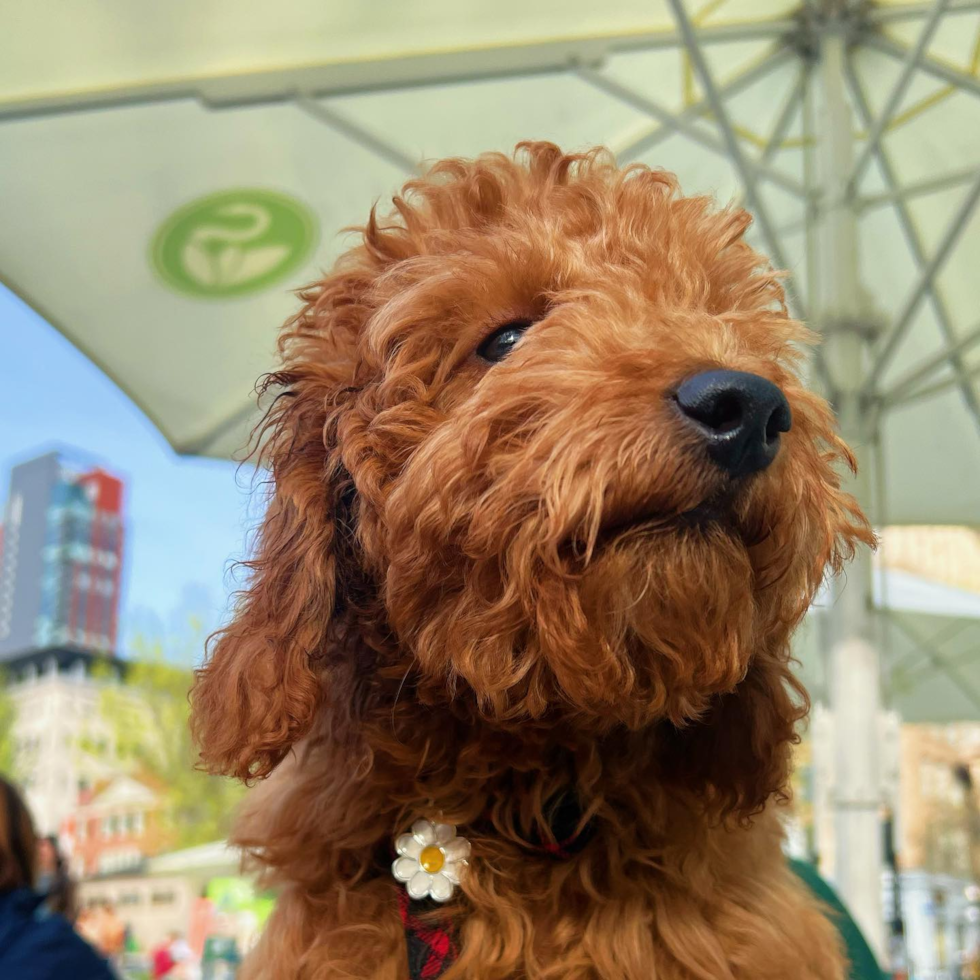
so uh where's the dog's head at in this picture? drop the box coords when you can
[193,144,870,815]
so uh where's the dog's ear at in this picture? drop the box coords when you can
[191,376,352,782]
[660,650,804,820]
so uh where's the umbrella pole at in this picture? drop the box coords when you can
[813,29,885,959]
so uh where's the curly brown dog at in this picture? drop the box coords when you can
[192,143,872,979]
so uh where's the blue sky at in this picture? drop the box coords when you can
[0,283,257,662]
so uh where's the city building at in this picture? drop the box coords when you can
[10,655,126,834]
[0,450,124,658]
[77,840,261,958]
[0,448,128,834]
[793,716,980,976]
[898,724,980,878]
[62,772,167,878]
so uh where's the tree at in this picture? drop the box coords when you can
[0,673,17,777]
[96,635,244,851]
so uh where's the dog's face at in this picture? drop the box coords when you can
[193,144,869,808]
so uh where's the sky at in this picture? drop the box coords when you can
[0,283,258,662]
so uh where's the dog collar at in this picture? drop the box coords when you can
[395,795,595,979]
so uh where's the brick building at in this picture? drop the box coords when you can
[61,773,167,878]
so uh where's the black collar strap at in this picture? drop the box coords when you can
[525,792,596,858]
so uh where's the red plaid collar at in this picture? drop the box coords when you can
[398,887,459,979]
[398,796,594,979]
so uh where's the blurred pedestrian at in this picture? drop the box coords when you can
[169,930,194,979]
[0,775,114,979]
[100,900,126,960]
[151,931,177,978]
[36,833,77,920]
[77,899,126,966]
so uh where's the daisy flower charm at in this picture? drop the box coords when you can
[392,819,471,902]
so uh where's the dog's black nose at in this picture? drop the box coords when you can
[674,369,791,478]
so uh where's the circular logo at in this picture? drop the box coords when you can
[151,189,318,299]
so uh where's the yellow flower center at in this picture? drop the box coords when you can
[419,845,445,874]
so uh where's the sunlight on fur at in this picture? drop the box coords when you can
[191,143,873,979]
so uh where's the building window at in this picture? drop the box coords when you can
[128,811,145,838]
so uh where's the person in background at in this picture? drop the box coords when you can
[100,900,126,963]
[0,775,114,979]
[77,899,126,968]
[36,834,77,921]
[151,930,178,979]
[169,930,194,979]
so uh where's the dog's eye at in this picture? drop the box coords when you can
[477,320,533,364]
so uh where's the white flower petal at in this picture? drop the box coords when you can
[442,838,471,862]
[407,870,433,900]
[442,860,466,885]
[392,857,418,882]
[396,834,422,859]
[412,819,436,846]
[429,873,454,903]
[433,823,456,845]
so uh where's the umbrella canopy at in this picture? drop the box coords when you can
[800,568,980,723]
[3,0,980,959]
[2,0,979,514]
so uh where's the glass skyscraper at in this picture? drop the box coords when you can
[0,451,124,658]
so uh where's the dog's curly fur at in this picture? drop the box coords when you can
[192,143,872,979]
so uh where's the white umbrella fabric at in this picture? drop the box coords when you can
[800,569,980,723]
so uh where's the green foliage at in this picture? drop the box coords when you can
[0,672,17,778]
[97,632,244,851]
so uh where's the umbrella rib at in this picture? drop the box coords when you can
[664,0,807,321]
[848,0,952,195]
[883,319,980,405]
[845,60,980,430]
[867,0,980,21]
[863,31,980,100]
[863,167,980,395]
[0,24,801,121]
[612,47,796,162]
[885,613,980,713]
[296,97,422,175]
[887,357,980,407]
[859,166,980,212]
[887,615,972,674]
[760,63,809,166]
[577,67,804,197]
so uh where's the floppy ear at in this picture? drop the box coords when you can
[660,649,805,820]
[191,381,347,782]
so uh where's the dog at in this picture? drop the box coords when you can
[192,143,872,979]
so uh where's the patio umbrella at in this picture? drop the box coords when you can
[801,569,980,724]
[2,0,979,957]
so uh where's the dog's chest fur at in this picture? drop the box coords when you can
[238,777,846,980]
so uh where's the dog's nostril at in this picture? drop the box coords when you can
[698,391,743,434]
[765,403,791,444]
[674,369,792,478]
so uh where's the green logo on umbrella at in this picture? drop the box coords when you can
[151,189,318,299]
